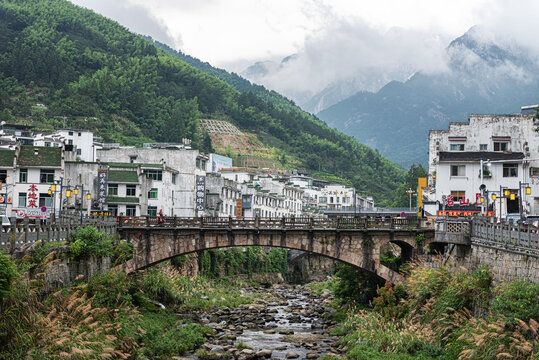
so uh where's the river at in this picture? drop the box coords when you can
[177,284,344,359]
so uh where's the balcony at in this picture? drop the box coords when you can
[478,169,492,178]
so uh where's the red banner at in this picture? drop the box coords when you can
[438,210,494,217]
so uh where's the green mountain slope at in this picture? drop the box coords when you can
[0,0,405,204]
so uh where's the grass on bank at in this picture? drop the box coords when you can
[0,226,264,359]
[327,264,539,360]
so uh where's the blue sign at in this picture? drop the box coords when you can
[41,206,47,213]
[400,211,406,218]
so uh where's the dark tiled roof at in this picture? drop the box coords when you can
[107,170,139,183]
[439,151,525,162]
[0,150,14,167]
[106,196,139,203]
[18,146,61,167]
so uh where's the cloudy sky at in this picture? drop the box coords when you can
[69,0,539,105]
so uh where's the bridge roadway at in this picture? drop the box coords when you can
[118,216,435,283]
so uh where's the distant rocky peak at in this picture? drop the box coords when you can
[447,25,536,76]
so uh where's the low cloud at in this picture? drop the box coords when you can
[70,0,180,47]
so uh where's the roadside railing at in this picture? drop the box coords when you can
[0,220,117,252]
[435,217,539,255]
[118,215,427,230]
[471,218,539,253]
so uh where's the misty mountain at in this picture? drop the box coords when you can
[317,26,539,168]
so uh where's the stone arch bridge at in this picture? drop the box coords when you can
[119,216,435,283]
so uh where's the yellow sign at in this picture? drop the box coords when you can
[417,177,427,216]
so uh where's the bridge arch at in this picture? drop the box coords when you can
[118,227,426,283]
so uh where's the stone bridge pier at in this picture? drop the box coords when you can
[119,226,432,283]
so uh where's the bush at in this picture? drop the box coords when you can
[0,254,17,300]
[141,312,212,358]
[67,226,113,259]
[333,264,382,305]
[111,240,133,265]
[492,279,539,322]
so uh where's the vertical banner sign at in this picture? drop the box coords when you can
[235,199,242,218]
[195,175,206,213]
[98,169,108,205]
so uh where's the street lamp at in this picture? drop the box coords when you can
[406,188,417,211]
[519,181,531,220]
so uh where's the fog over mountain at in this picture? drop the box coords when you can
[316,25,539,167]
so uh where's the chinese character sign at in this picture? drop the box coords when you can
[27,184,38,208]
[195,175,205,212]
[98,169,108,204]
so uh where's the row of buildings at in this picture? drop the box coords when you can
[426,105,539,219]
[0,126,374,220]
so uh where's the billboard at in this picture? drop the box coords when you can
[98,169,108,204]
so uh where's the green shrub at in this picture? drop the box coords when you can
[141,313,212,358]
[492,279,539,322]
[333,264,382,305]
[67,226,113,259]
[111,240,133,265]
[84,270,135,308]
[141,267,183,306]
[0,254,17,300]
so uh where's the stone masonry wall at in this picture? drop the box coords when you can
[453,243,539,283]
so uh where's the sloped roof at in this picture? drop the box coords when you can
[439,151,525,162]
[107,170,138,183]
[18,146,61,167]
[0,150,14,167]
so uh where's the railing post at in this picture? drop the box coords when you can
[517,222,521,246]
[281,216,286,228]
[24,219,28,244]
[255,215,260,229]
[390,217,395,229]
[174,215,178,226]
[336,217,340,229]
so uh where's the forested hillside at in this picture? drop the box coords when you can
[0,0,405,204]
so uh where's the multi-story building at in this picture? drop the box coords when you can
[428,109,539,218]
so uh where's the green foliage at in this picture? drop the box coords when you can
[392,164,428,207]
[333,264,382,305]
[140,312,212,358]
[28,241,66,265]
[492,279,539,322]
[0,254,17,300]
[67,226,113,259]
[198,247,288,278]
[415,233,426,247]
[111,240,133,266]
[140,267,184,306]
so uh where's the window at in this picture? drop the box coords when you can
[19,169,27,183]
[148,188,158,199]
[480,144,488,150]
[147,206,157,216]
[330,196,334,203]
[503,163,518,177]
[40,169,55,183]
[44,142,51,147]
[0,170,6,183]
[108,184,118,196]
[68,139,73,145]
[450,165,466,177]
[450,191,466,202]
[76,148,81,156]
[494,142,508,152]
[68,131,73,136]
[39,193,52,208]
[129,155,137,163]
[18,192,26,207]
[172,174,177,184]
[450,143,465,151]
[108,205,118,216]
[126,205,136,217]
[126,185,136,197]
[78,132,81,136]
[146,170,162,181]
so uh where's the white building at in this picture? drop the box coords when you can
[97,147,208,217]
[429,111,539,218]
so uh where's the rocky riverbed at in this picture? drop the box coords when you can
[177,284,345,360]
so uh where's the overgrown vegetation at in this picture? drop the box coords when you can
[330,264,539,359]
[0,250,256,359]
[196,247,288,278]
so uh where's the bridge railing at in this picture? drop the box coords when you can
[471,218,539,253]
[118,215,426,230]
